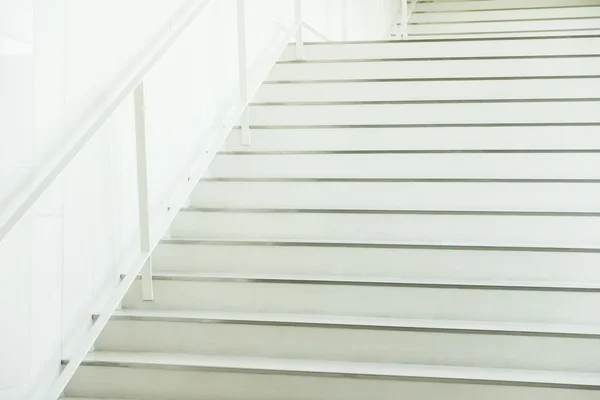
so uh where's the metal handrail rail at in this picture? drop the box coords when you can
[0,0,213,247]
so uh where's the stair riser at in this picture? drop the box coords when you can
[415,0,600,12]
[409,19,600,37]
[66,366,600,400]
[255,79,600,103]
[208,153,600,179]
[279,37,600,61]
[124,280,600,325]
[247,102,600,126]
[154,243,600,284]
[170,211,600,248]
[413,30,600,40]
[411,6,600,22]
[269,58,600,81]
[192,181,600,212]
[97,319,600,372]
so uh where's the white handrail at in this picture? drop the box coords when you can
[0,0,214,247]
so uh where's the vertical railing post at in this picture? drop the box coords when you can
[295,0,305,60]
[133,81,154,301]
[237,0,251,146]
[401,0,408,40]
[342,0,349,41]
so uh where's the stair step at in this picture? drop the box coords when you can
[411,6,600,22]
[408,19,600,38]
[279,35,600,62]
[247,100,600,126]
[169,208,600,248]
[107,309,600,336]
[182,207,600,217]
[411,30,600,40]
[222,126,600,152]
[153,238,600,284]
[139,272,600,291]
[268,56,600,81]
[97,310,600,371]
[415,0,600,12]
[208,152,600,179]
[158,237,600,253]
[65,352,600,400]
[254,77,600,103]
[123,272,600,325]
[192,180,600,212]
[78,351,600,381]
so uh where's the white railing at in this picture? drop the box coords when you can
[14,1,303,399]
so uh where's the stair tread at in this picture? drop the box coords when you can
[145,271,600,291]
[80,351,600,386]
[284,34,600,45]
[112,309,600,336]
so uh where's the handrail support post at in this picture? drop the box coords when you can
[295,0,305,60]
[133,81,154,301]
[342,0,349,41]
[236,0,251,146]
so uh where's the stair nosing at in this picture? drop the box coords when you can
[410,28,600,39]
[74,352,600,389]
[414,5,600,14]
[284,33,600,45]
[204,177,600,183]
[277,54,600,65]
[407,16,600,26]
[179,207,600,218]
[133,271,600,292]
[263,75,600,84]
[236,123,600,129]
[250,97,600,106]
[108,310,600,338]
[217,149,600,155]
[159,238,600,254]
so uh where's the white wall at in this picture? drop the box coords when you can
[0,1,395,399]
[0,0,34,398]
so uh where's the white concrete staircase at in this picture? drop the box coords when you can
[62,22,600,400]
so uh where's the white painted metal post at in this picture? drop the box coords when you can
[236,0,251,146]
[133,82,154,301]
[342,0,349,41]
[295,0,305,60]
[401,0,408,40]
[237,0,250,146]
